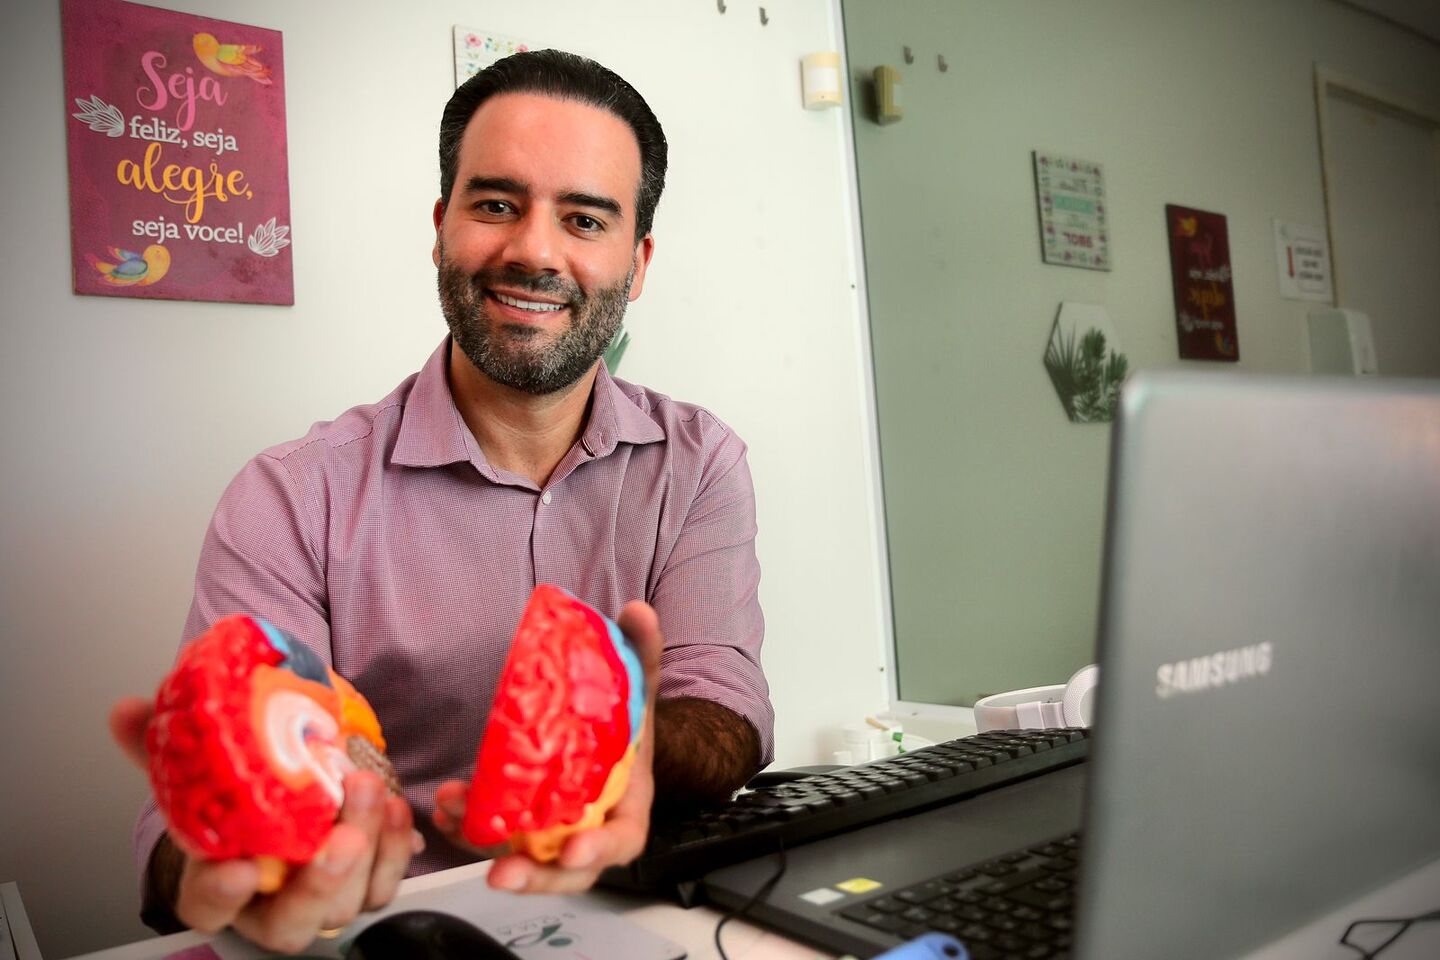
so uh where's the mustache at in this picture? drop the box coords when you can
[467,267,583,305]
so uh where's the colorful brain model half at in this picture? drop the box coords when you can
[147,615,397,891]
[463,585,647,860]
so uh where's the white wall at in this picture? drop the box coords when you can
[0,1,889,955]
[843,0,1440,707]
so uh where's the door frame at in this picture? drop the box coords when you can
[1313,65,1440,304]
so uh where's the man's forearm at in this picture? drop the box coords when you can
[651,697,761,810]
[140,833,187,934]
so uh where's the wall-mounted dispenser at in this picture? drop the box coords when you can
[801,52,842,109]
[873,65,902,124]
[1308,308,1378,376]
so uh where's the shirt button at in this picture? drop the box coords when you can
[541,490,553,505]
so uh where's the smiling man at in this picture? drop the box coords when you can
[436,95,648,401]
[110,50,773,954]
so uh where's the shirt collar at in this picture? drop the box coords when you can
[582,359,666,457]
[392,338,473,468]
[392,338,665,469]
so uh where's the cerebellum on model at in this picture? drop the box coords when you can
[147,614,397,891]
[463,585,647,860]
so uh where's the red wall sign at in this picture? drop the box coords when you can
[1166,204,1238,362]
[62,0,293,305]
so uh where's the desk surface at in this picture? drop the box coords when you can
[3,882,45,960]
[47,853,1440,960]
[63,861,834,960]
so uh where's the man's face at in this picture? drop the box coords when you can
[433,93,654,395]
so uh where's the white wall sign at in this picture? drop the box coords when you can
[1034,151,1111,271]
[453,27,531,87]
[1273,220,1334,302]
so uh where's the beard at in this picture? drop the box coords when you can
[437,245,632,396]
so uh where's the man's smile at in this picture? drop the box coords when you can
[489,289,568,313]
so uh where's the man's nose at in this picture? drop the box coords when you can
[501,209,561,275]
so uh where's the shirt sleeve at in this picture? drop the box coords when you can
[649,422,775,766]
[132,450,333,895]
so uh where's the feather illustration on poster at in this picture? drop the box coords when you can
[61,0,293,305]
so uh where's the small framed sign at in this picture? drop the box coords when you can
[1166,204,1239,362]
[1034,151,1110,271]
[1273,220,1334,303]
[454,27,531,87]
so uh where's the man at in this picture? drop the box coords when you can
[109,49,772,954]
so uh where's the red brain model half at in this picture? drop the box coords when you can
[463,585,648,860]
[147,615,397,891]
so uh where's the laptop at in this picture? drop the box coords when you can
[703,371,1440,959]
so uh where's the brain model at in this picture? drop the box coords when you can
[147,615,397,891]
[463,585,647,860]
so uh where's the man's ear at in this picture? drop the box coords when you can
[627,235,656,302]
[431,198,446,267]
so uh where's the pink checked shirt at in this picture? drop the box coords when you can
[134,338,771,882]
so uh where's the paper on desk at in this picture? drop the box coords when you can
[325,884,686,960]
[474,897,687,960]
[65,880,684,960]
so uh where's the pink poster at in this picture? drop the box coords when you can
[61,0,292,305]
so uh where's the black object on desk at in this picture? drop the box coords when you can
[600,729,1090,905]
[347,909,521,959]
[702,760,1088,959]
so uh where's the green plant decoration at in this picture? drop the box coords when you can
[603,324,630,374]
[1045,303,1130,423]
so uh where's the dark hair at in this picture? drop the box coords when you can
[439,49,668,240]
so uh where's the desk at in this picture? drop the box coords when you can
[33,853,1440,960]
[2,882,45,960]
[62,862,833,960]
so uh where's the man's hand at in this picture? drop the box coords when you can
[431,600,664,894]
[109,698,420,954]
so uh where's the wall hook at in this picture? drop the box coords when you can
[903,45,914,64]
[759,6,768,25]
[716,0,725,13]
[938,53,948,72]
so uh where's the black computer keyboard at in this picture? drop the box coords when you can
[600,728,1089,902]
[835,831,1082,960]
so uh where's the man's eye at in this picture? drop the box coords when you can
[475,200,513,216]
[571,215,603,232]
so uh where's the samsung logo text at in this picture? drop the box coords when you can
[1156,642,1273,699]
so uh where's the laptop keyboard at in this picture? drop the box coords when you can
[600,729,1089,902]
[837,832,1082,960]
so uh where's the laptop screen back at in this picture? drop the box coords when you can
[1077,372,1440,960]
